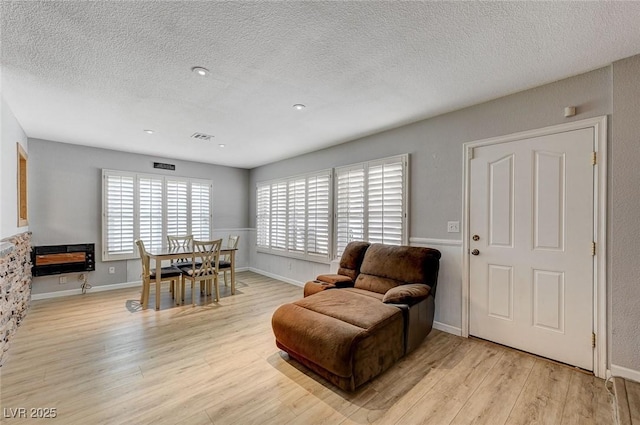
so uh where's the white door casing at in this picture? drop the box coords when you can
[462,116,607,378]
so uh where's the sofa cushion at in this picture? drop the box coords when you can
[355,244,441,294]
[337,241,370,281]
[272,289,404,384]
[294,289,401,330]
[315,274,353,286]
[342,287,384,301]
[383,283,431,306]
[272,303,365,378]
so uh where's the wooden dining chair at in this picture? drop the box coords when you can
[167,234,194,266]
[135,239,183,310]
[220,235,239,287]
[180,239,222,305]
[166,234,195,300]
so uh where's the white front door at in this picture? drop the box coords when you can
[469,128,594,370]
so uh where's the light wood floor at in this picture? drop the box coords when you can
[615,377,640,425]
[0,272,613,425]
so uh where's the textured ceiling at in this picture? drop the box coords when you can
[2,2,640,169]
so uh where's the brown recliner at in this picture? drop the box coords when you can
[302,241,370,297]
[272,243,441,391]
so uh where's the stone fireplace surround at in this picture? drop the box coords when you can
[0,231,32,366]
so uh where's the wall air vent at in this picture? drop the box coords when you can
[191,132,214,141]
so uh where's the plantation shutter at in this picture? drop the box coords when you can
[335,166,365,257]
[307,173,331,256]
[367,159,405,245]
[287,178,306,253]
[103,170,214,261]
[166,180,188,237]
[138,176,163,251]
[256,184,271,248]
[191,182,211,240]
[271,182,287,250]
[104,173,135,257]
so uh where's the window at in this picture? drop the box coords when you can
[255,155,408,261]
[256,170,332,262]
[102,170,212,261]
[334,154,408,257]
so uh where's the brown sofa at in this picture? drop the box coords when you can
[271,242,441,391]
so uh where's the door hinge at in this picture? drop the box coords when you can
[592,332,596,348]
[591,151,597,165]
[592,242,596,256]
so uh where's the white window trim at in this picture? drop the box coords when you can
[256,169,333,263]
[334,154,409,258]
[102,169,213,261]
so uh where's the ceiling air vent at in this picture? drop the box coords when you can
[191,132,214,141]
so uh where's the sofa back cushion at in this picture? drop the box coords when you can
[354,244,441,294]
[337,241,371,281]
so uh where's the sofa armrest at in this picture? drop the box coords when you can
[304,281,336,297]
[315,274,354,287]
[383,284,431,306]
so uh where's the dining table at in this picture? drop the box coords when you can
[146,245,237,310]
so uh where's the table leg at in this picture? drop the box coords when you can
[231,250,236,295]
[155,258,161,310]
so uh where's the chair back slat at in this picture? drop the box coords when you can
[167,235,193,265]
[167,234,193,250]
[222,235,240,262]
[191,239,222,278]
[135,239,150,277]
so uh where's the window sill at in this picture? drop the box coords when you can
[256,247,331,265]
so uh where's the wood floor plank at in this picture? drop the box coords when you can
[627,379,640,425]
[448,349,536,425]
[345,331,471,424]
[173,411,213,425]
[615,378,632,425]
[0,272,615,424]
[393,341,504,425]
[504,360,572,425]
[560,371,613,425]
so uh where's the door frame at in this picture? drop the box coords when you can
[461,116,608,378]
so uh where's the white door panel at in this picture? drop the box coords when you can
[469,128,594,370]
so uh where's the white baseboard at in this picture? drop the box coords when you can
[249,267,305,287]
[433,321,462,336]
[31,280,141,300]
[611,364,640,383]
[31,267,250,300]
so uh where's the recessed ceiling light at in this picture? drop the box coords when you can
[218,144,226,148]
[293,104,306,110]
[143,129,154,134]
[192,66,209,77]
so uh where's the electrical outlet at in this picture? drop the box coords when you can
[447,221,460,233]
[59,276,67,284]
[108,267,115,274]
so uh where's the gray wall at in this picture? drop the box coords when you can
[249,67,612,238]
[28,139,250,294]
[1,95,29,239]
[611,55,640,372]
[249,62,640,372]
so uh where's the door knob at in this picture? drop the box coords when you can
[472,235,480,241]
[471,249,480,256]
